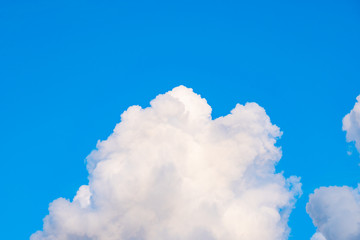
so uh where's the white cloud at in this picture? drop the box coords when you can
[32,86,301,240]
[307,95,360,240]
[311,232,326,240]
[307,186,360,240]
[343,95,360,152]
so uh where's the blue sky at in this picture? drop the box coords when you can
[1,0,360,239]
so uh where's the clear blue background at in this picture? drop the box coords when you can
[1,0,360,239]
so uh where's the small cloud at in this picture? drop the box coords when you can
[307,186,360,240]
[343,95,360,154]
[307,95,360,240]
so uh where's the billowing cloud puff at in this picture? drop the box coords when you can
[307,95,360,240]
[343,95,360,152]
[32,86,301,240]
[307,186,360,240]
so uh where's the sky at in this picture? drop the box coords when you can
[1,0,360,239]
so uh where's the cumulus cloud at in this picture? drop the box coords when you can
[32,86,301,240]
[307,95,360,240]
[307,186,360,240]
[343,95,360,152]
